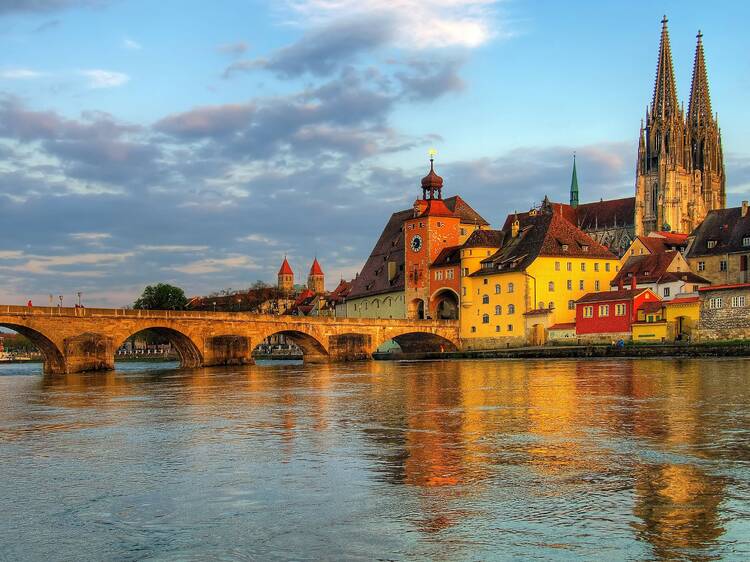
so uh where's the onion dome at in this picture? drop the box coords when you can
[421,158,444,197]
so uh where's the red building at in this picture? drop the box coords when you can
[575,287,661,337]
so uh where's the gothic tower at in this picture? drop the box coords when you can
[569,154,579,208]
[635,17,725,236]
[307,258,325,294]
[278,256,294,294]
[687,31,725,213]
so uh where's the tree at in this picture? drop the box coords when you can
[133,283,188,310]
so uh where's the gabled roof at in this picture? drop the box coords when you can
[660,271,711,284]
[462,229,504,249]
[431,246,462,268]
[347,209,410,300]
[577,288,656,304]
[649,231,689,245]
[503,198,635,233]
[477,207,615,276]
[638,301,663,314]
[417,198,454,218]
[444,195,489,225]
[611,252,679,285]
[687,207,750,257]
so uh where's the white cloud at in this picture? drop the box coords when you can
[137,244,209,252]
[122,38,142,50]
[79,69,130,88]
[0,68,44,79]
[236,233,280,245]
[0,251,24,259]
[0,251,135,275]
[170,255,261,274]
[284,0,505,49]
[69,232,111,242]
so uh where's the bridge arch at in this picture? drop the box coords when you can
[255,329,329,362]
[374,329,459,356]
[0,323,66,374]
[114,326,203,368]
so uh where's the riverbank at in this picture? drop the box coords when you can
[374,342,750,361]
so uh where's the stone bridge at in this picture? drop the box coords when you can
[0,305,459,374]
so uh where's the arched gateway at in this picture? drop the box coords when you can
[0,305,458,374]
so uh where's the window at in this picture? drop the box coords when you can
[720,260,728,272]
[567,262,572,271]
[482,294,490,304]
[460,227,466,236]
[495,325,500,332]
[471,326,476,333]
[507,324,513,332]
[495,305,502,315]
[508,283,514,293]
[483,278,488,285]
[698,262,705,272]
[615,303,626,316]
[419,222,424,228]
[463,267,469,276]
[582,245,589,253]
[435,271,443,281]
[446,269,454,280]
[599,304,610,317]
[567,280,572,291]
[562,244,569,252]
[482,314,490,324]
[663,287,670,297]
[555,261,560,271]
[548,301,555,310]
[709,297,723,309]
[548,281,555,292]
[605,263,611,272]
[707,240,717,249]
[581,262,586,272]
[508,304,515,314]
[495,283,501,294]
[595,280,600,291]
[568,300,575,310]
[462,287,467,296]
[743,236,750,247]
[583,306,593,318]
[579,280,585,290]
[594,262,599,272]
[731,296,746,307]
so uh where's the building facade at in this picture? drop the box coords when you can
[695,284,750,340]
[635,18,725,236]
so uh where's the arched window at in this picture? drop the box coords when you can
[482,313,490,324]
[495,283,501,294]
[548,281,554,292]
[495,305,501,315]
[482,294,489,304]
[508,282,514,293]
[508,304,515,314]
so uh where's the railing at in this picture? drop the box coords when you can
[0,304,458,326]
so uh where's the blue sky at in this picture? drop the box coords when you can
[1,0,748,306]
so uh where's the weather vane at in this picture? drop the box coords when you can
[428,148,437,161]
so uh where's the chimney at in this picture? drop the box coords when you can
[742,200,749,218]
[631,275,637,290]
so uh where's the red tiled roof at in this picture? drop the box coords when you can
[637,236,670,254]
[444,195,489,225]
[431,246,462,267]
[659,271,711,284]
[309,258,324,276]
[610,252,679,286]
[549,322,576,330]
[462,229,504,248]
[418,198,454,218]
[278,257,293,276]
[649,231,689,244]
[577,288,655,304]
[698,283,750,292]
[575,197,635,230]
[638,301,663,313]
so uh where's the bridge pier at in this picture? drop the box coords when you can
[327,334,373,362]
[205,335,254,366]
[62,333,115,374]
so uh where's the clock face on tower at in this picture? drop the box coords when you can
[410,234,423,252]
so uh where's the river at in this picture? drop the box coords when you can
[1,358,749,561]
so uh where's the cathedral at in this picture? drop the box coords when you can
[635,17,725,236]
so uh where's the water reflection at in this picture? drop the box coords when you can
[1,359,749,560]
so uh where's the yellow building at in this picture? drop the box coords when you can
[460,201,620,348]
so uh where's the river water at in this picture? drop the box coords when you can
[1,358,749,561]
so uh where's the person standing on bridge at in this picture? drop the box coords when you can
[27,300,32,307]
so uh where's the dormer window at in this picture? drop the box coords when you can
[707,240,717,249]
[561,244,569,252]
[581,245,589,253]
[644,271,650,276]
[743,236,750,247]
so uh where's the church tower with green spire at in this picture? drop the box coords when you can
[569,154,579,208]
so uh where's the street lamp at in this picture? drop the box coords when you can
[58,295,63,308]
[77,292,82,307]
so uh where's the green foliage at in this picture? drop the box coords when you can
[133,283,188,310]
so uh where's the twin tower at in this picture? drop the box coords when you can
[635,17,725,236]
[277,257,324,294]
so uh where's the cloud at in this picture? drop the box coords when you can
[154,102,255,139]
[79,69,130,88]
[122,38,142,50]
[0,251,134,276]
[137,245,210,252]
[170,255,262,275]
[217,41,248,56]
[396,59,466,101]
[0,0,109,15]
[0,68,44,79]
[284,0,504,49]
[69,232,111,245]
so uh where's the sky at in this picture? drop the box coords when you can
[1,0,749,307]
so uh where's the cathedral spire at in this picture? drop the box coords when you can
[687,30,713,128]
[651,16,679,119]
[569,153,579,208]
